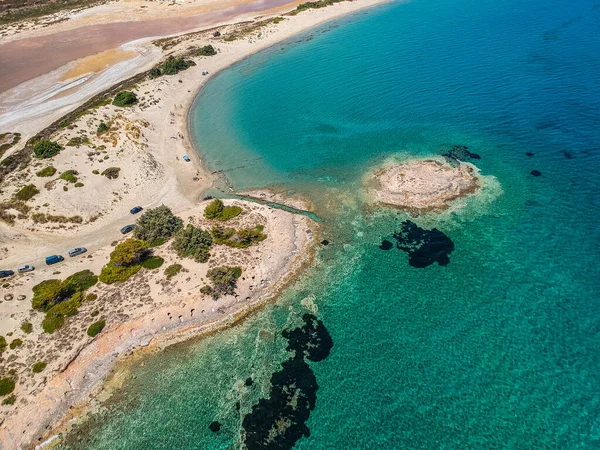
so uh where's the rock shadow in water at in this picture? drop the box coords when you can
[393,220,454,268]
[441,145,481,166]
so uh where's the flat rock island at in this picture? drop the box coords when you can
[368,159,481,214]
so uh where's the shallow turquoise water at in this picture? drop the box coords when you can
[63,0,600,448]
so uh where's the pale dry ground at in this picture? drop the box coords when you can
[0,199,313,449]
[367,158,483,214]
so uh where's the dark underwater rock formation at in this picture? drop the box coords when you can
[526,152,535,157]
[209,421,221,433]
[241,314,333,450]
[393,220,454,268]
[530,170,542,177]
[379,239,394,250]
[441,145,481,166]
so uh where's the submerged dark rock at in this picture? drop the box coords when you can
[245,377,253,387]
[563,150,574,159]
[209,421,221,433]
[526,152,535,157]
[379,239,394,251]
[393,220,454,268]
[441,145,481,165]
[282,314,333,363]
[530,170,542,177]
[241,314,333,450]
[320,239,329,246]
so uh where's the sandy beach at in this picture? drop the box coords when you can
[0,0,390,448]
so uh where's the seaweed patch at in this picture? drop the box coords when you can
[441,145,481,166]
[240,314,333,450]
[392,220,454,268]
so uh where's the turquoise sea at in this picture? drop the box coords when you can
[62,0,600,448]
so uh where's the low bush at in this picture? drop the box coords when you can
[32,270,97,312]
[97,122,109,134]
[197,45,217,56]
[134,205,183,244]
[160,56,195,75]
[200,266,242,300]
[32,362,47,373]
[31,213,83,224]
[0,378,15,396]
[20,322,33,334]
[63,270,98,293]
[9,339,22,349]
[66,136,90,147]
[211,225,267,248]
[113,91,137,107]
[2,394,15,405]
[141,255,164,269]
[99,262,141,284]
[172,224,213,263]
[87,320,106,337]
[59,170,78,183]
[36,166,56,177]
[164,263,182,280]
[101,167,120,179]
[33,140,61,159]
[14,184,39,201]
[0,336,6,355]
[203,199,242,221]
[75,182,84,188]
[42,292,84,334]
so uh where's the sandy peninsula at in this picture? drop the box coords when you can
[367,158,482,214]
[0,0,390,448]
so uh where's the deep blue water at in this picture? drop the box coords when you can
[63,0,600,448]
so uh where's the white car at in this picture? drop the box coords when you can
[18,265,35,273]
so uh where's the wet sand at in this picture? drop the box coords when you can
[0,0,296,93]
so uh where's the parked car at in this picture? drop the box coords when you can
[0,270,14,278]
[183,155,191,162]
[18,265,35,273]
[45,255,64,265]
[68,247,87,257]
[130,206,143,215]
[120,224,135,234]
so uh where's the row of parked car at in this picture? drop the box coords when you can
[0,206,143,279]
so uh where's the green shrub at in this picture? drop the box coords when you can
[86,293,98,302]
[164,264,182,280]
[87,320,106,337]
[9,339,22,349]
[149,67,162,79]
[32,271,97,312]
[109,239,149,266]
[20,322,33,334]
[134,205,183,244]
[101,167,120,179]
[66,136,90,147]
[200,266,242,299]
[203,199,242,221]
[141,255,164,269]
[0,336,6,355]
[97,122,109,134]
[32,279,63,311]
[33,140,61,158]
[36,166,56,177]
[75,182,84,188]
[0,378,15,396]
[197,45,217,56]
[99,263,141,284]
[63,270,98,294]
[14,184,39,201]
[112,91,137,107]
[160,56,195,75]
[172,224,213,263]
[2,394,16,405]
[59,170,78,183]
[211,225,266,248]
[32,362,47,373]
[42,292,83,334]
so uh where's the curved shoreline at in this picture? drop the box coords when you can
[0,1,391,448]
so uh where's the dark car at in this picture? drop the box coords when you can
[68,247,87,257]
[45,255,64,265]
[0,270,14,278]
[120,224,135,234]
[130,206,143,215]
